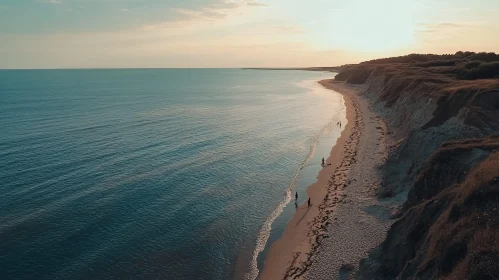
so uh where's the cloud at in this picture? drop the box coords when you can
[416,21,483,35]
[416,23,460,34]
[246,1,269,7]
[420,21,483,30]
[176,8,229,20]
[40,0,63,4]
[434,23,463,28]
[415,21,488,45]
[139,0,262,31]
[207,1,241,10]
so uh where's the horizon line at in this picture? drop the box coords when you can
[0,66,341,71]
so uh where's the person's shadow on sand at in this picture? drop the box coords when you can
[295,205,311,226]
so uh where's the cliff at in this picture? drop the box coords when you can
[359,137,499,279]
[334,52,499,279]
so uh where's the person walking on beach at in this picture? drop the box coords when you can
[308,197,311,208]
[295,191,298,201]
[322,157,325,166]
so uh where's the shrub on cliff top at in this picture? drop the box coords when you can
[361,51,499,66]
[457,62,499,80]
[416,60,459,68]
[463,60,482,69]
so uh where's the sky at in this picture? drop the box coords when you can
[1,0,499,68]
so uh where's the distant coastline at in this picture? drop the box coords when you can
[242,67,342,72]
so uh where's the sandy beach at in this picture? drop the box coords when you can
[259,79,398,280]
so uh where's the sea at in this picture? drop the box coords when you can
[0,69,346,280]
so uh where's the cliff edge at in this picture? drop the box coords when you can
[334,52,499,279]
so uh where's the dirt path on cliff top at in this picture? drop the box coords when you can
[305,81,402,280]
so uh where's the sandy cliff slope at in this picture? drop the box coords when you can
[334,52,499,279]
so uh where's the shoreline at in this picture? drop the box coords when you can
[258,79,361,279]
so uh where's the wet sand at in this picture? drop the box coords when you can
[259,80,398,279]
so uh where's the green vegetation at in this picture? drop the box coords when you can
[356,51,499,80]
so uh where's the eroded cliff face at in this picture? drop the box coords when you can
[358,137,499,280]
[335,63,499,279]
[337,65,499,199]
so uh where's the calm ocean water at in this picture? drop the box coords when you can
[0,69,345,280]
